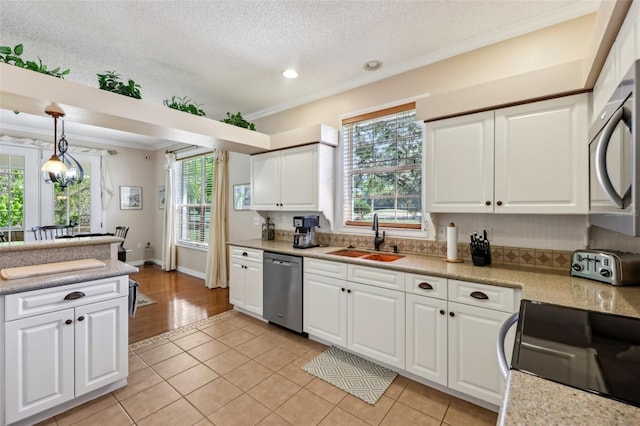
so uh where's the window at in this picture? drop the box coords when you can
[53,159,93,233]
[175,154,214,246]
[342,102,423,229]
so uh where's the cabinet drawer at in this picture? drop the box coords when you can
[5,276,128,321]
[447,279,515,312]
[348,265,404,291]
[304,258,347,280]
[230,246,263,263]
[405,273,447,300]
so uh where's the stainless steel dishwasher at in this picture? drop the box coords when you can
[263,251,303,333]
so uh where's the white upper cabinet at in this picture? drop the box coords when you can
[426,94,588,214]
[494,95,588,213]
[250,143,334,215]
[426,111,494,213]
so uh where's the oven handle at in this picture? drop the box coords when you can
[497,311,519,382]
[595,106,633,209]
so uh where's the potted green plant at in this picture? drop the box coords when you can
[221,112,256,131]
[0,43,70,78]
[163,96,205,116]
[97,71,141,99]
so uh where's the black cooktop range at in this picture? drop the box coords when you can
[511,300,640,407]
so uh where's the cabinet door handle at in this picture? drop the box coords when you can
[449,312,455,317]
[347,289,351,293]
[439,309,445,315]
[497,201,503,206]
[470,291,489,300]
[65,319,73,325]
[485,201,491,206]
[64,291,86,300]
[341,288,345,292]
[77,316,85,322]
[418,282,433,290]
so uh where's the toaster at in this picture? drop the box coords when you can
[570,249,640,286]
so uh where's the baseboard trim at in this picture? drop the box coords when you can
[177,265,206,280]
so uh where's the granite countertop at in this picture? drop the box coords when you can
[0,236,123,253]
[499,371,640,425]
[0,258,139,295]
[228,239,640,319]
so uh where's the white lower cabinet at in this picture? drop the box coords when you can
[447,301,513,405]
[304,258,520,407]
[405,293,448,385]
[347,281,405,369]
[229,247,263,315]
[3,277,129,424]
[303,259,405,369]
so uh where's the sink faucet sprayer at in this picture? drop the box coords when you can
[372,213,385,251]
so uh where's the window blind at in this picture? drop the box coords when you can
[174,154,214,245]
[342,102,423,229]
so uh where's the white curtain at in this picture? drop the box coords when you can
[162,153,177,271]
[205,149,228,288]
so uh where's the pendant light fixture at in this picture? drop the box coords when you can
[41,102,69,178]
[43,119,84,187]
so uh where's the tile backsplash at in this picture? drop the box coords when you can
[275,229,572,272]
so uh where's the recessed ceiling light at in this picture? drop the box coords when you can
[282,69,298,79]
[363,60,383,71]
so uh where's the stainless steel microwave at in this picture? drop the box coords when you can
[589,59,639,236]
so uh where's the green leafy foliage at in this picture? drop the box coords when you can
[0,43,70,78]
[163,96,205,116]
[221,112,256,131]
[97,71,142,99]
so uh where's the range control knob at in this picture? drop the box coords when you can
[600,269,612,277]
[571,263,583,272]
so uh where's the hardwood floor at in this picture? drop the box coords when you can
[128,264,233,343]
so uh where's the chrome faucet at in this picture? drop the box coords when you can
[372,213,385,251]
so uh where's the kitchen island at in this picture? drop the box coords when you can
[0,237,138,426]
[228,239,640,424]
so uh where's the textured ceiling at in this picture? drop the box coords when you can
[0,0,598,148]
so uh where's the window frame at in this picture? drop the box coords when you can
[174,153,214,248]
[338,102,427,236]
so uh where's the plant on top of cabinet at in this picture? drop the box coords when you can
[97,71,142,99]
[163,96,206,116]
[0,43,70,78]
[221,112,256,130]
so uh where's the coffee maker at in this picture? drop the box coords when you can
[293,215,320,249]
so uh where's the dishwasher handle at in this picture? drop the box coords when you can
[497,311,519,382]
[265,258,293,267]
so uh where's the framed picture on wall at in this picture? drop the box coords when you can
[120,186,143,210]
[159,186,165,209]
[233,184,251,210]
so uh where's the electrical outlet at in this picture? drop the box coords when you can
[253,217,260,226]
[137,243,143,249]
[438,226,446,240]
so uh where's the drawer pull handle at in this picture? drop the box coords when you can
[242,252,248,256]
[65,319,73,325]
[78,316,85,322]
[418,282,433,290]
[470,291,489,300]
[64,291,86,300]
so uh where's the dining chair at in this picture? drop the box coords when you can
[32,222,77,240]
[114,226,130,261]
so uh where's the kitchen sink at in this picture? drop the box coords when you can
[327,249,403,262]
[327,249,372,257]
[361,253,403,262]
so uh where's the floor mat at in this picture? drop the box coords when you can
[302,346,397,405]
[136,291,156,307]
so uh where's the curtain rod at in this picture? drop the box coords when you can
[165,144,198,154]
